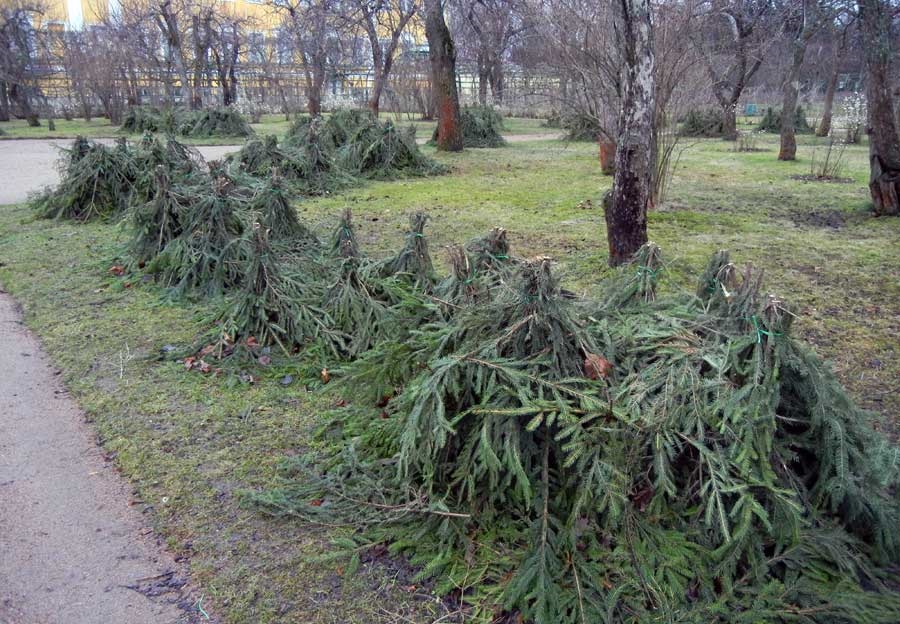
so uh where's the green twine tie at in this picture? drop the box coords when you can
[746,315,782,344]
[636,265,659,278]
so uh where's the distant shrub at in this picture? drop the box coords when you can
[756,105,813,134]
[679,108,726,137]
[560,112,604,141]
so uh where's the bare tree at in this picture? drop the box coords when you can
[605,0,655,266]
[425,0,462,150]
[153,0,194,107]
[858,0,900,215]
[209,13,246,106]
[693,0,774,140]
[348,0,420,114]
[452,0,526,105]
[0,1,45,125]
[270,0,344,115]
[816,12,853,137]
[777,0,834,161]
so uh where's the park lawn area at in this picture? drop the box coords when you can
[0,132,897,623]
[0,112,553,144]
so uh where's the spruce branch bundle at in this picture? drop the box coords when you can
[218,223,341,354]
[247,172,319,249]
[33,137,137,221]
[128,166,186,267]
[379,212,436,289]
[338,121,448,179]
[187,107,253,138]
[150,175,246,297]
[434,245,480,308]
[331,208,360,258]
[431,105,506,148]
[599,241,664,310]
[257,245,900,623]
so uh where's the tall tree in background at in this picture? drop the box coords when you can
[350,0,420,115]
[605,0,655,266]
[270,0,341,116]
[816,13,852,137]
[858,0,900,216]
[425,0,462,151]
[453,0,525,105]
[154,0,194,108]
[693,0,772,140]
[777,0,829,161]
[0,2,44,125]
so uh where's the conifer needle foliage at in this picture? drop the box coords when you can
[431,105,507,148]
[149,175,247,297]
[379,212,437,289]
[33,136,137,221]
[128,166,186,267]
[218,223,341,354]
[255,243,900,624]
[120,105,253,137]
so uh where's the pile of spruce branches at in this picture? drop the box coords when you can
[120,105,253,137]
[32,134,211,222]
[36,133,900,623]
[430,105,506,148]
[251,238,900,623]
[235,109,447,189]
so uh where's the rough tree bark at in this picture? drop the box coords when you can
[0,81,10,122]
[858,0,900,216]
[778,40,807,160]
[604,0,655,267]
[779,0,824,161]
[817,26,848,137]
[424,0,462,151]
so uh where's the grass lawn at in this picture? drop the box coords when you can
[0,112,553,144]
[0,132,897,622]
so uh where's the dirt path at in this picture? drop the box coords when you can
[0,140,238,205]
[0,291,201,624]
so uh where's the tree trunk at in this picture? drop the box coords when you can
[10,84,38,126]
[858,0,900,215]
[477,54,488,105]
[424,0,463,151]
[778,40,807,161]
[817,64,839,137]
[0,81,10,122]
[308,61,326,115]
[721,103,737,141]
[368,71,385,116]
[858,0,900,216]
[605,0,655,267]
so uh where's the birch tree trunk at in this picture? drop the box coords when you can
[858,0,900,216]
[604,0,655,267]
[424,0,462,151]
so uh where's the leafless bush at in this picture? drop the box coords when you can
[809,137,848,180]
